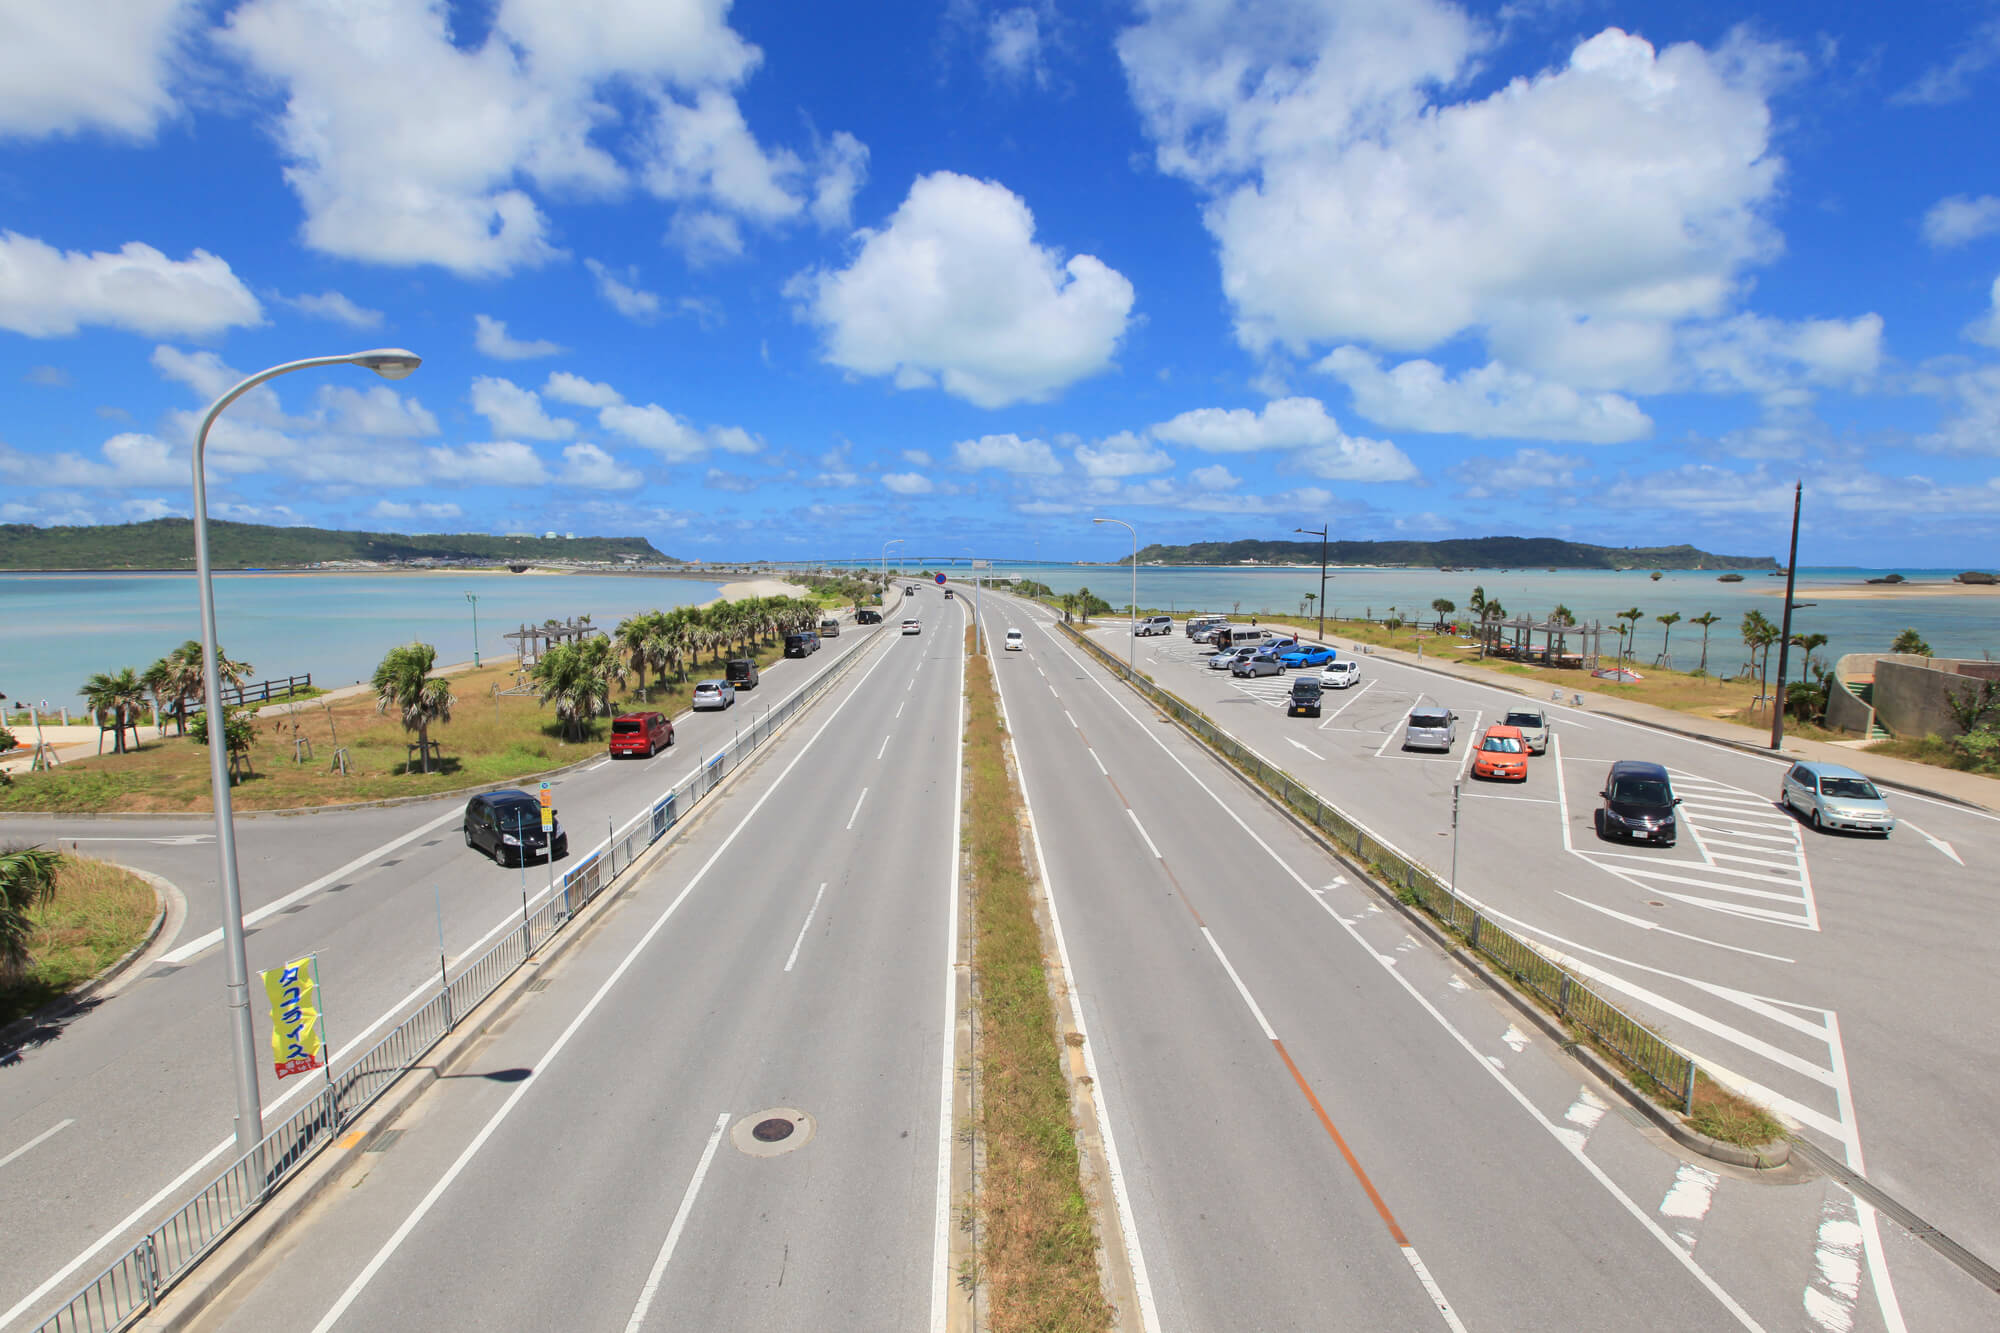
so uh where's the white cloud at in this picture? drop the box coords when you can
[1188,464,1239,490]
[1119,13,1793,382]
[1679,313,1884,395]
[316,384,439,438]
[901,449,933,466]
[883,471,935,495]
[1075,431,1172,478]
[122,496,182,522]
[986,9,1048,85]
[474,314,564,360]
[1914,363,2000,456]
[1450,447,1589,498]
[952,433,1063,474]
[1892,17,2000,106]
[1151,396,1417,481]
[1922,194,2000,249]
[558,442,643,490]
[711,425,762,455]
[1971,276,2000,349]
[25,365,70,387]
[810,132,869,230]
[600,402,707,461]
[792,171,1135,407]
[371,499,462,522]
[285,290,384,328]
[1318,348,1652,443]
[470,376,576,440]
[425,441,550,484]
[584,259,661,321]
[0,231,262,337]
[543,372,625,408]
[0,0,195,140]
[0,433,185,488]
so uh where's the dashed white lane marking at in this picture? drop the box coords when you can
[1064,710,1078,729]
[784,882,829,973]
[1658,1163,1720,1252]
[877,734,891,760]
[622,1111,731,1332]
[0,1119,74,1171]
[1127,809,1163,860]
[1088,747,1108,776]
[896,701,905,719]
[1803,1197,1864,1333]
[1551,1088,1607,1153]
[846,788,868,831]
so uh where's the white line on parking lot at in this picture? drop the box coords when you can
[1316,679,1376,728]
[1558,895,1796,962]
[0,1120,73,1172]
[1285,737,1324,762]
[1453,710,1485,782]
[1894,818,1963,865]
[1461,792,1555,804]
[896,701,905,719]
[784,883,829,973]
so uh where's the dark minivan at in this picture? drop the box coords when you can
[784,632,819,658]
[1287,674,1323,717]
[464,789,567,866]
[1596,760,1679,847]
[726,657,761,689]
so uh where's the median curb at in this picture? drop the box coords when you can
[0,861,184,1056]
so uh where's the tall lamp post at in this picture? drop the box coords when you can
[194,349,422,1157]
[465,592,481,667]
[1295,524,1329,643]
[1769,481,1805,751]
[1093,516,1137,672]
[882,538,903,599]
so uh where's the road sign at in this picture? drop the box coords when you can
[972,559,990,569]
[934,572,947,585]
[539,781,553,831]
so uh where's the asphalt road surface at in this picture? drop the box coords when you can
[0,602,900,1330]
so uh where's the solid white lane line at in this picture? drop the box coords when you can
[308,628,904,1333]
[1317,679,1376,728]
[931,596,969,1332]
[622,1111,730,1333]
[586,758,611,772]
[847,788,869,831]
[1088,747,1108,776]
[877,734,891,761]
[1553,733,1575,855]
[1127,809,1162,860]
[1201,928,1277,1041]
[0,1120,73,1171]
[783,883,829,973]
[1285,737,1325,761]
[161,806,464,962]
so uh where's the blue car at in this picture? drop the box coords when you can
[1278,644,1336,668]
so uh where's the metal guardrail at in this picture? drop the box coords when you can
[31,631,884,1333]
[1054,618,1698,1113]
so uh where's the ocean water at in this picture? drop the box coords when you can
[3,571,720,716]
[979,565,1999,682]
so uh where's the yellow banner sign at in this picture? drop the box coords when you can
[262,955,325,1079]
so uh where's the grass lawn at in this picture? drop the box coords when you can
[0,854,158,1027]
[0,637,797,814]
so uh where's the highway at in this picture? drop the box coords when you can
[0,608,893,1330]
[186,593,967,1331]
[986,591,1994,1332]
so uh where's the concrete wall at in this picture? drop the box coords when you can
[1826,652,1879,736]
[1874,656,2000,739]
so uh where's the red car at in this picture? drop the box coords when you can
[608,711,674,758]
[1470,724,1529,781]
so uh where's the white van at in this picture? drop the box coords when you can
[1219,625,1272,649]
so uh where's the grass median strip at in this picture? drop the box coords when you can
[1,852,157,1027]
[963,634,1114,1332]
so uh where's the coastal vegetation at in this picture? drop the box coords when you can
[1125,536,1776,570]
[0,849,156,1027]
[0,517,668,571]
[373,643,456,773]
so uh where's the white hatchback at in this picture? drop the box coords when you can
[1004,628,1024,651]
[902,618,922,635]
[1320,660,1361,688]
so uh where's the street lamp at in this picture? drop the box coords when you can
[1769,481,1808,751]
[193,348,421,1158]
[882,539,903,601]
[465,592,481,668]
[1093,516,1137,672]
[1295,525,1329,643]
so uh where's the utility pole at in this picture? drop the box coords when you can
[1295,524,1329,642]
[1769,481,1803,751]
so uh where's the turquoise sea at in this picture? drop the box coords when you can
[3,571,720,716]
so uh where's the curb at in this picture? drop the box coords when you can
[0,861,184,1055]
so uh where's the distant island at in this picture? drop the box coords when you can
[1125,537,1776,571]
[0,518,672,571]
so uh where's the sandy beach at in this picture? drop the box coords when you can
[1761,582,2000,600]
[704,577,808,606]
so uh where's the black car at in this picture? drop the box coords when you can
[1287,675,1322,717]
[784,632,819,658]
[464,790,568,865]
[857,609,882,624]
[726,657,760,689]
[1595,760,1679,847]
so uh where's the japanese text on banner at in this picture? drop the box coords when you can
[261,955,325,1079]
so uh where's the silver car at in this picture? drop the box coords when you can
[1781,761,1894,835]
[1210,645,1257,670]
[691,679,736,711]
[1501,707,1551,754]
[1403,707,1456,752]
[1231,650,1284,678]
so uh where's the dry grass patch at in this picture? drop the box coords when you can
[1,854,157,1026]
[1686,1070,1786,1147]
[964,638,1112,1333]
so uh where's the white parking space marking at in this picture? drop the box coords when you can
[1316,679,1376,728]
[1462,792,1556,804]
[1895,818,1963,865]
[1453,710,1485,782]
[1285,737,1325,761]
[622,1111,731,1332]
[0,1120,74,1172]
[784,883,829,973]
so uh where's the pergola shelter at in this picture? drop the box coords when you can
[1473,612,1604,669]
[503,617,603,666]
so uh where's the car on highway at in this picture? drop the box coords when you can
[1596,760,1679,847]
[1501,707,1551,754]
[1781,761,1896,835]
[726,658,761,690]
[1287,674,1322,717]
[902,617,922,635]
[1402,707,1456,752]
[608,711,674,758]
[1470,724,1529,781]
[1005,628,1024,651]
[1278,644,1336,668]
[944,588,954,599]
[1210,644,1259,670]
[691,679,736,711]
[857,609,882,624]
[1320,660,1361,689]
[784,631,820,658]
[819,617,841,638]
[463,790,567,866]
[1231,649,1285,677]
[1135,615,1174,636]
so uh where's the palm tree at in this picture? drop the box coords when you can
[1655,612,1681,667]
[1,845,62,983]
[614,612,659,699]
[1890,628,1931,657]
[1467,585,1487,621]
[1077,586,1094,622]
[80,667,147,754]
[533,642,595,740]
[1616,607,1643,664]
[372,642,455,774]
[1431,598,1455,630]
[1790,631,1830,686]
[1740,610,1779,705]
[1688,612,1721,675]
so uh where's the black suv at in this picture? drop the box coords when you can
[857,609,882,625]
[464,790,568,865]
[726,657,760,689]
[1595,761,1679,847]
[1287,675,1322,717]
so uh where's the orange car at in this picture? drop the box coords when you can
[1471,724,1530,781]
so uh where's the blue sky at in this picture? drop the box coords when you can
[2,0,1998,566]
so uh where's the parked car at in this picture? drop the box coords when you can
[726,658,760,690]
[1005,628,1024,651]
[1135,615,1174,636]
[1187,615,1228,639]
[1320,660,1361,689]
[1403,707,1456,752]
[463,790,566,866]
[1231,650,1285,678]
[1501,707,1551,754]
[819,617,841,638]
[1781,761,1895,835]
[608,711,674,758]
[1470,725,1529,781]
[902,618,922,635]
[1288,675,1323,717]
[1596,760,1678,846]
[1278,644,1336,668]
[691,679,736,711]
[1210,644,1258,670]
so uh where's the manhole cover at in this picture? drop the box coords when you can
[732,1108,815,1158]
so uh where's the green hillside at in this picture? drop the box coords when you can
[0,518,672,570]
[1126,537,1775,570]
